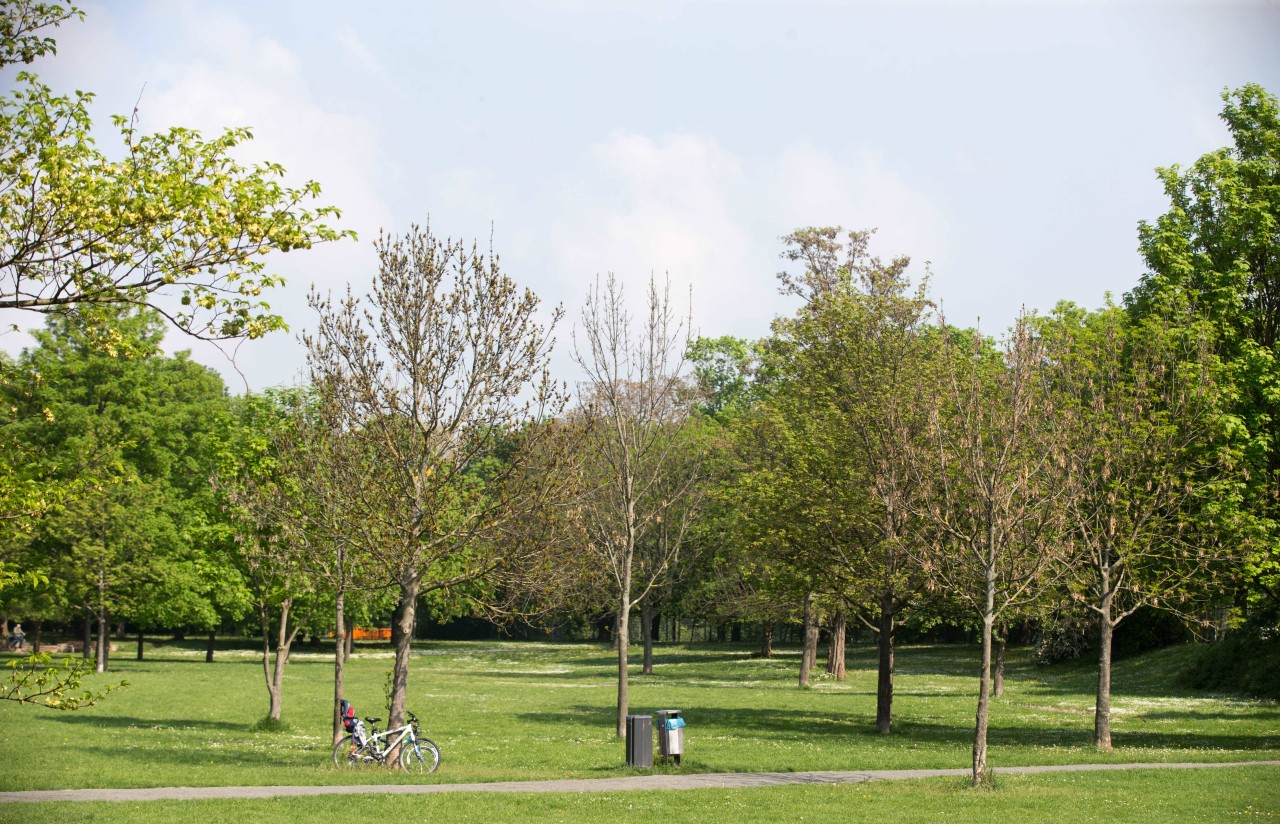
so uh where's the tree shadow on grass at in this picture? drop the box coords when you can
[515,703,1280,753]
[42,714,246,732]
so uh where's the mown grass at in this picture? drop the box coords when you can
[0,639,1276,794]
[5,768,1279,823]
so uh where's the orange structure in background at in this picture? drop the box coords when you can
[352,626,391,641]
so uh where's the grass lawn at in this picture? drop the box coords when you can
[0,638,1276,800]
[4,768,1279,823]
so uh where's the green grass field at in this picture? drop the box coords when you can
[1,639,1277,821]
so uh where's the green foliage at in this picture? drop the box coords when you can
[2,307,242,646]
[0,4,354,340]
[1178,631,1280,701]
[2,652,125,709]
[0,2,80,68]
[1128,83,1280,608]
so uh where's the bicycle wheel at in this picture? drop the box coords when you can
[332,735,375,769]
[399,737,440,773]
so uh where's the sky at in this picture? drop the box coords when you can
[2,0,1278,391]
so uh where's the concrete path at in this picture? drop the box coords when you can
[2,760,1277,804]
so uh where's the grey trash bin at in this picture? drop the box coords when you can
[655,709,685,765]
[625,714,653,767]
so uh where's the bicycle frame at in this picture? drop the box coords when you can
[363,721,416,758]
[346,710,427,764]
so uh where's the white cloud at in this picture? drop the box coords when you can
[766,143,950,271]
[552,132,949,344]
[553,132,757,339]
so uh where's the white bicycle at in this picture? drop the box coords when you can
[332,710,440,773]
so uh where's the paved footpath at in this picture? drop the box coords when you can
[2,760,1277,804]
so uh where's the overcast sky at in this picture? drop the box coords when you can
[3,0,1278,390]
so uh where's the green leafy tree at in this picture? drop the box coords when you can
[1127,83,1280,609]
[766,227,939,732]
[0,2,353,341]
[1040,301,1240,750]
[12,309,234,672]
[217,389,325,726]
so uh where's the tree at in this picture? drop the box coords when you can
[229,386,382,742]
[0,0,350,599]
[0,2,352,341]
[10,308,233,672]
[1040,301,1238,750]
[305,224,566,740]
[910,316,1061,786]
[572,274,704,738]
[1127,83,1280,609]
[767,227,938,733]
[218,388,346,726]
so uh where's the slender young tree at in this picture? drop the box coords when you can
[572,274,704,738]
[219,391,322,725]
[911,316,1061,786]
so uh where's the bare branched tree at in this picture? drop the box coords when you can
[304,224,566,739]
[572,274,704,738]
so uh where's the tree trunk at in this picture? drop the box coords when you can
[799,593,818,687]
[206,629,217,663]
[993,628,1006,698]
[260,597,302,724]
[731,623,742,642]
[344,623,353,662]
[137,630,144,661]
[388,577,421,736]
[972,563,997,786]
[95,568,108,673]
[641,602,655,675]
[333,589,347,745]
[716,623,727,643]
[268,626,288,723]
[759,621,773,658]
[390,601,403,650]
[264,606,286,723]
[875,596,896,734]
[32,621,41,654]
[1095,597,1115,752]
[95,609,109,673]
[616,597,631,738]
[826,610,846,679]
[81,612,92,657]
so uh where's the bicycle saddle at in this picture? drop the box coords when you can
[365,717,381,724]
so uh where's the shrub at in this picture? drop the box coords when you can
[1178,626,1280,701]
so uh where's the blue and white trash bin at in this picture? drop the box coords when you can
[655,709,685,765]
